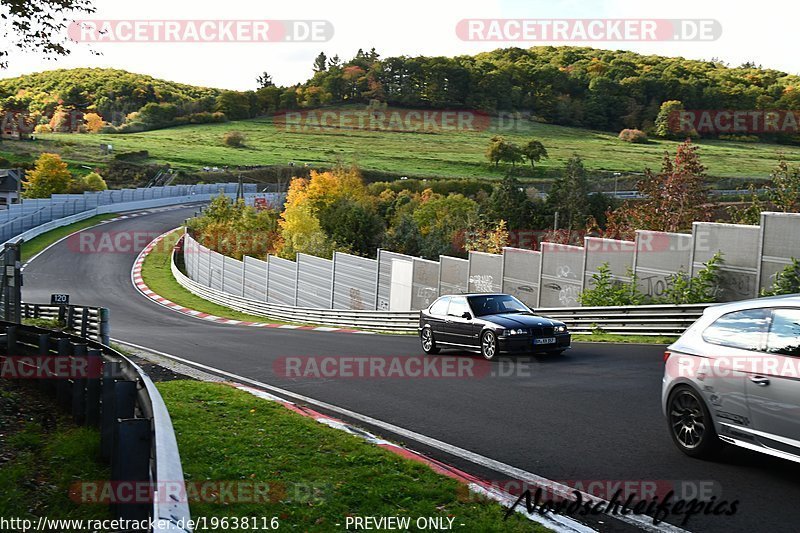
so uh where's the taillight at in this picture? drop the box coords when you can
[663,351,672,364]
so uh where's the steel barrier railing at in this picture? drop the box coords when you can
[22,303,109,343]
[171,239,709,335]
[0,322,192,532]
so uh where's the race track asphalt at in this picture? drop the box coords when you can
[22,206,800,533]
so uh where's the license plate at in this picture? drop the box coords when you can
[534,337,556,345]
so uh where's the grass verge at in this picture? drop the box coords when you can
[20,214,117,263]
[140,228,297,324]
[0,381,112,522]
[159,380,544,532]
[573,332,678,344]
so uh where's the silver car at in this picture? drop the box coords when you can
[662,295,800,463]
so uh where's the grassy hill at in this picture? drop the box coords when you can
[0,68,219,119]
[2,108,799,181]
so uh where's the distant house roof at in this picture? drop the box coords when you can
[0,169,22,193]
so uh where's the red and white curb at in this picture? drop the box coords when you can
[131,230,376,334]
[233,384,592,533]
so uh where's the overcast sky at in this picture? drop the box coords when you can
[1,0,795,89]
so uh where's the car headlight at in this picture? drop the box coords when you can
[507,328,528,335]
[556,325,567,333]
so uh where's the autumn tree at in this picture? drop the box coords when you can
[767,155,800,212]
[485,136,525,167]
[82,171,107,191]
[23,152,73,198]
[606,140,711,238]
[187,195,281,260]
[278,166,372,259]
[654,100,685,138]
[522,139,548,169]
[464,219,509,254]
[486,136,505,167]
[83,112,106,132]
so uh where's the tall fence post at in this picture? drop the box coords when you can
[84,348,102,427]
[1,242,22,323]
[80,308,89,338]
[55,338,72,409]
[99,308,110,345]
[112,418,152,521]
[71,344,88,425]
[37,332,52,393]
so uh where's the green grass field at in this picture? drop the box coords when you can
[4,107,800,180]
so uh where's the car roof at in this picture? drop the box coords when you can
[440,293,511,298]
[705,293,800,314]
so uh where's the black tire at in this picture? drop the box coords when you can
[667,386,722,459]
[481,330,498,360]
[420,327,440,355]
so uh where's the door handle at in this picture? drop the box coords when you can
[749,375,771,386]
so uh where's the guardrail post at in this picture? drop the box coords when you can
[100,363,125,460]
[5,324,17,355]
[84,348,102,427]
[112,418,152,522]
[71,344,88,425]
[55,338,72,408]
[37,332,52,393]
[99,308,110,346]
[66,306,75,332]
[80,308,89,339]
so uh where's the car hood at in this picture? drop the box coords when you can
[479,313,564,329]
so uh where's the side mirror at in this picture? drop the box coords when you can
[462,312,472,320]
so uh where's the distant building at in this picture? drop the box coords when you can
[1,116,32,140]
[0,169,22,208]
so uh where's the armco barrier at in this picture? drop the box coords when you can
[172,236,708,335]
[2,183,262,248]
[0,322,192,532]
[22,303,109,343]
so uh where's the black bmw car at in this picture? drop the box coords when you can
[418,293,571,360]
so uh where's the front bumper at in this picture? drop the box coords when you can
[498,333,572,353]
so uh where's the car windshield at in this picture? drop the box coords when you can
[468,295,530,317]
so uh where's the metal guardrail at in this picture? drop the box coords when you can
[0,183,258,247]
[22,303,109,343]
[0,321,192,532]
[171,239,709,335]
[538,303,709,335]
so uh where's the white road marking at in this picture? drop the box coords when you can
[113,339,689,533]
